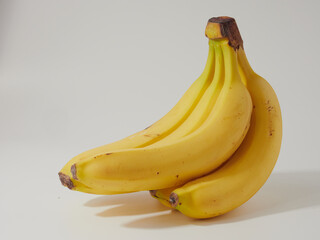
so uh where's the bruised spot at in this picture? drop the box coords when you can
[105,153,112,155]
[179,202,182,205]
[157,172,160,175]
[176,174,179,178]
[71,164,78,180]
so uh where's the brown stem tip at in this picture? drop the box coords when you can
[58,172,74,190]
[149,190,157,197]
[205,16,243,50]
[71,164,78,180]
[169,192,179,208]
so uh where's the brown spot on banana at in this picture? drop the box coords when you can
[71,164,78,180]
[269,129,275,136]
[223,111,244,120]
[265,100,276,137]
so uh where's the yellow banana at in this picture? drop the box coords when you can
[149,40,224,146]
[58,41,216,192]
[148,42,224,204]
[67,39,252,193]
[154,17,282,219]
[71,40,222,194]
[148,43,224,204]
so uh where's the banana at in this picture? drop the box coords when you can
[58,41,216,192]
[68,40,223,194]
[148,40,224,146]
[148,44,224,201]
[153,17,282,219]
[67,38,252,193]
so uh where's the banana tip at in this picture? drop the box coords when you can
[169,192,179,208]
[149,190,157,197]
[71,164,78,180]
[58,172,74,190]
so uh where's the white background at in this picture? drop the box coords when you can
[1,0,319,239]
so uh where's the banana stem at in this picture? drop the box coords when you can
[205,16,255,83]
[205,16,243,51]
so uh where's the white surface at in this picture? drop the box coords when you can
[1,0,320,239]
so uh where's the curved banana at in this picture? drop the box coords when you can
[149,43,224,202]
[157,17,282,219]
[58,42,216,192]
[68,39,252,193]
[149,41,224,146]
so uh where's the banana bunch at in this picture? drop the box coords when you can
[59,17,282,219]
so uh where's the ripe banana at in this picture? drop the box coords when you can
[151,17,282,219]
[58,42,216,193]
[65,39,252,193]
[64,41,223,194]
[148,41,224,146]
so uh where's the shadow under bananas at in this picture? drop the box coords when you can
[120,171,320,229]
[84,191,170,217]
